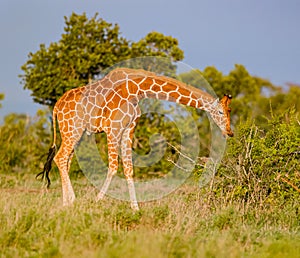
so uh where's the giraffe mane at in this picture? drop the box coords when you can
[106,68,216,101]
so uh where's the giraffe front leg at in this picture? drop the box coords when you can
[96,168,117,201]
[121,127,139,211]
[96,136,119,202]
[127,178,139,211]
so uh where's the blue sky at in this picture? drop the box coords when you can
[0,0,299,120]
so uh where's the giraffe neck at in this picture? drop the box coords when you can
[120,69,216,112]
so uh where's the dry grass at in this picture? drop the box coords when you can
[0,173,299,258]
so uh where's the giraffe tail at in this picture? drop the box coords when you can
[36,108,57,188]
[36,145,56,188]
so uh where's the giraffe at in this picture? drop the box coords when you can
[37,68,233,210]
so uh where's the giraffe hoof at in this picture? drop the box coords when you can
[62,193,76,206]
[131,202,140,211]
[96,191,105,202]
[62,199,74,207]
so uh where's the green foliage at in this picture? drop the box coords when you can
[131,31,184,61]
[0,110,50,173]
[215,110,300,206]
[260,85,300,116]
[179,65,300,129]
[20,12,184,107]
[200,64,279,124]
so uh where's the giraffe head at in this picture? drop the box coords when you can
[209,94,234,137]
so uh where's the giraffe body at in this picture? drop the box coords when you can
[39,68,233,210]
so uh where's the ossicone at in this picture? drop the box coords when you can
[224,93,232,99]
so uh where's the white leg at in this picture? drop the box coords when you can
[121,125,139,211]
[96,135,119,202]
[53,142,77,206]
[62,175,76,206]
[96,168,116,201]
[127,179,139,211]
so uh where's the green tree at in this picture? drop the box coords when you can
[259,84,300,115]
[178,65,290,127]
[20,12,184,108]
[200,64,279,123]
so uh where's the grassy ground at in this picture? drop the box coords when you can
[0,173,299,258]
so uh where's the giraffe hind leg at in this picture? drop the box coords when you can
[54,141,78,206]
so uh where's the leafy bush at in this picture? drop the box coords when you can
[215,109,300,207]
[0,110,50,173]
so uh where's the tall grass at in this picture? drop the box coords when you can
[0,173,299,258]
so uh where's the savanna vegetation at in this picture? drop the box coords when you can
[0,13,299,257]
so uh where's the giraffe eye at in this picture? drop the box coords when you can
[218,111,224,115]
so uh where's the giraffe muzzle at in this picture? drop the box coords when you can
[226,130,234,137]
[222,130,234,137]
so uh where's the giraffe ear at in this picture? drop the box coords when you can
[212,98,219,107]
